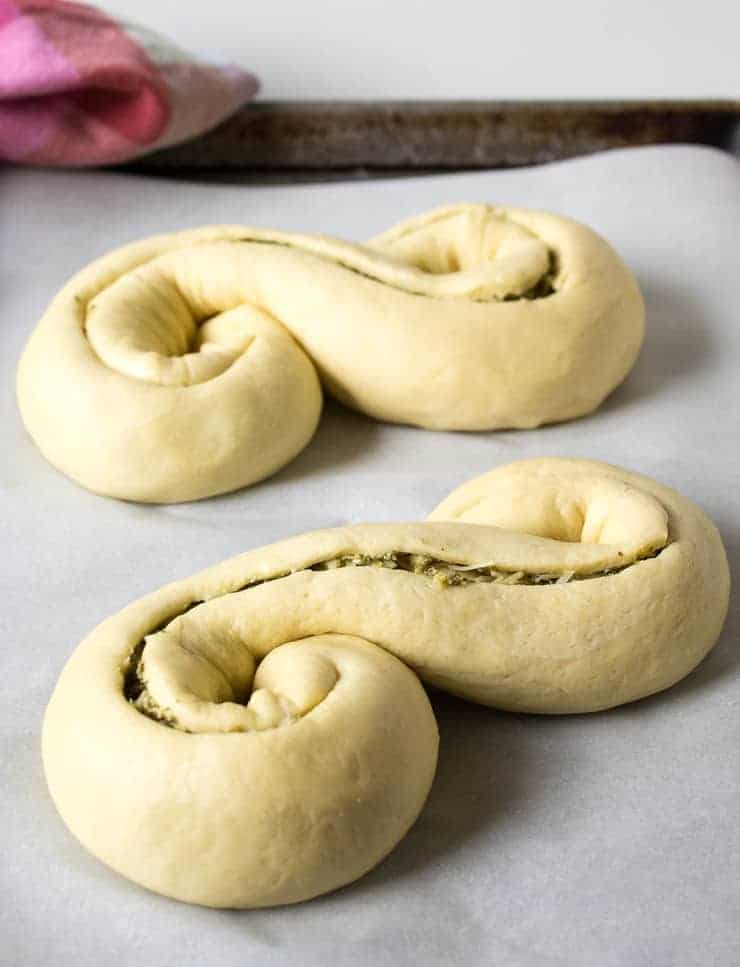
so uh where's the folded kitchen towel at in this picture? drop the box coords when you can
[0,0,258,166]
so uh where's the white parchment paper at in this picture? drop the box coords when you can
[1,145,738,966]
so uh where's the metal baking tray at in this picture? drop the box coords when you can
[124,99,740,183]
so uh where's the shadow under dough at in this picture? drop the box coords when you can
[292,276,716,464]
[182,397,384,511]
[275,398,384,482]
[307,692,539,906]
[598,275,714,417]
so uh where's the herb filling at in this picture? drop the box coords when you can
[123,546,655,714]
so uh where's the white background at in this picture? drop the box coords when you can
[103,0,740,100]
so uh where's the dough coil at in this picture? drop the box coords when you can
[19,207,644,502]
[43,459,729,907]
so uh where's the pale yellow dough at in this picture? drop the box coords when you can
[43,459,729,908]
[19,206,644,502]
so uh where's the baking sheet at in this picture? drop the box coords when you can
[1,145,738,967]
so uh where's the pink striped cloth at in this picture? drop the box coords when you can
[0,0,258,166]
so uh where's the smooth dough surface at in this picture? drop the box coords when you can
[43,459,729,908]
[19,206,644,502]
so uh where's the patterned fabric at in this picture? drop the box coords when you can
[0,0,258,166]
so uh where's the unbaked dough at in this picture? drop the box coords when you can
[19,206,644,502]
[43,459,729,907]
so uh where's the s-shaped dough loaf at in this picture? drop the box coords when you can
[43,460,729,908]
[19,206,643,502]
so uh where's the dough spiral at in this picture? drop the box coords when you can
[19,206,644,503]
[43,459,729,908]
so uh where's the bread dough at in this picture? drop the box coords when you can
[43,459,729,907]
[45,633,438,909]
[19,206,644,502]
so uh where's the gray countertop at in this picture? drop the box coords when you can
[1,144,738,966]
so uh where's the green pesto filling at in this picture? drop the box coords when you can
[123,544,645,716]
[503,250,558,301]
[238,239,559,303]
[308,551,585,587]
